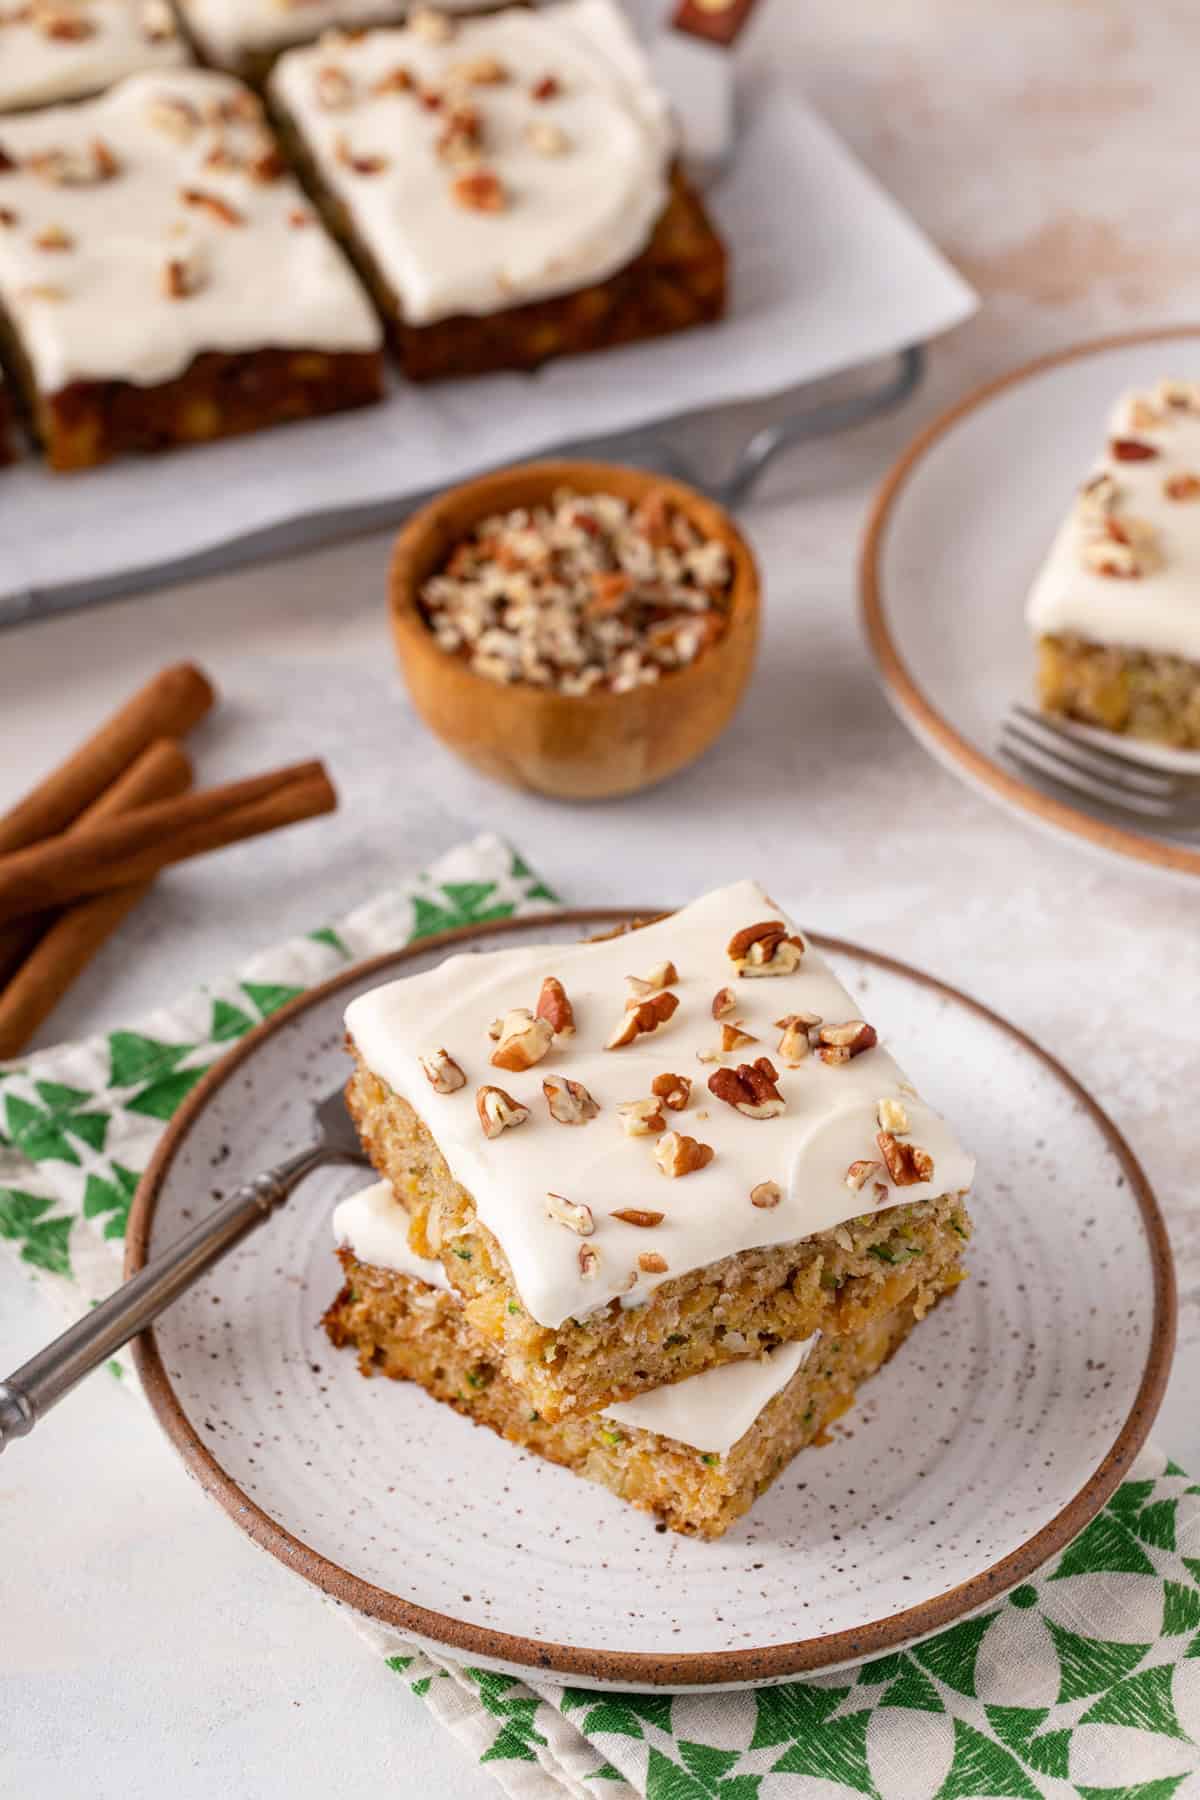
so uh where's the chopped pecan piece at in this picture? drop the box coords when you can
[546,1191,594,1235]
[750,1180,782,1209]
[606,989,679,1049]
[775,1012,821,1067]
[617,1098,666,1137]
[611,1208,665,1228]
[845,1158,884,1193]
[530,74,561,101]
[38,8,94,39]
[876,1097,909,1134]
[437,104,483,163]
[448,53,508,84]
[372,66,413,94]
[34,224,72,251]
[626,960,678,998]
[638,1251,668,1274]
[536,975,575,1038]
[654,1131,714,1178]
[419,1048,466,1094]
[0,207,17,228]
[476,1084,530,1139]
[650,1072,690,1111]
[708,1057,785,1120]
[147,95,201,141]
[452,166,506,211]
[711,986,736,1019]
[577,1242,600,1278]
[726,919,805,977]
[1110,437,1159,461]
[719,1021,757,1053]
[491,1007,553,1072]
[180,187,244,226]
[314,63,354,109]
[527,121,569,155]
[876,1131,934,1187]
[334,135,388,175]
[543,1076,599,1125]
[1164,472,1200,501]
[816,1021,878,1066]
[1078,471,1120,518]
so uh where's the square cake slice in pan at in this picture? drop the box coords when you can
[0,0,187,116]
[269,0,727,381]
[344,879,975,1423]
[0,69,384,470]
[324,1180,967,1538]
[1027,380,1200,748]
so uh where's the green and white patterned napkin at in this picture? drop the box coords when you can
[2,833,1197,1800]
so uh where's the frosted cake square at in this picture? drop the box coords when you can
[324,1179,964,1538]
[344,879,975,1423]
[0,70,384,470]
[0,0,187,115]
[269,1,727,381]
[1027,381,1200,747]
[176,0,480,82]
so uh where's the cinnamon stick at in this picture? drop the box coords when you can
[0,760,337,926]
[0,740,192,1060]
[0,662,214,858]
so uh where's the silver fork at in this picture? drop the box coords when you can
[997,706,1200,835]
[0,1087,367,1451]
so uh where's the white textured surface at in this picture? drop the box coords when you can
[0,0,184,111]
[272,1,675,325]
[179,0,478,69]
[139,924,1161,1673]
[0,70,381,392]
[2,0,1199,1788]
[348,880,974,1327]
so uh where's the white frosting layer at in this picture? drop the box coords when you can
[0,1,185,114]
[334,1177,451,1287]
[0,70,382,391]
[1026,387,1200,663]
[334,1176,819,1455]
[181,0,478,69]
[603,1334,819,1456]
[345,880,975,1331]
[270,0,675,325]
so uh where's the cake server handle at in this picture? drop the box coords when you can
[0,1140,342,1452]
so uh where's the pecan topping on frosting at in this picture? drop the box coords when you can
[719,1021,757,1053]
[711,986,736,1019]
[750,1180,782,1209]
[708,1057,785,1119]
[542,1076,599,1125]
[536,976,575,1038]
[491,1008,553,1072]
[419,1048,466,1094]
[546,1191,594,1235]
[816,1021,877,1066]
[452,166,506,212]
[1110,437,1159,461]
[775,1013,820,1066]
[845,1158,884,1193]
[606,989,678,1049]
[726,920,805,978]
[611,1208,664,1228]
[617,1098,666,1137]
[876,1097,909,1134]
[476,1084,529,1139]
[876,1132,933,1187]
[654,1131,714,1178]
[626,961,678,998]
[650,1072,690,1111]
[638,1251,668,1274]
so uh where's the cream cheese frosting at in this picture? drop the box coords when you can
[345,880,975,1332]
[0,0,185,114]
[270,0,675,326]
[0,69,382,392]
[333,1176,818,1455]
[1026,383,1200,664]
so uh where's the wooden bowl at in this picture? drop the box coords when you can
[388,459,760,800]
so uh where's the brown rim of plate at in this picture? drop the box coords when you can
[860,323,1200,881]
[127,909,1177,1688]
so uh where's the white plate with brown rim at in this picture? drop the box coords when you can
[861,326,1200,883]
[127,911,1175,1692]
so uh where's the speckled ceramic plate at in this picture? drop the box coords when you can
[862,326,1200,883]
[127,912,1175,1692]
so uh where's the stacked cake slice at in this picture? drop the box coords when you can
[326,880,976,1538]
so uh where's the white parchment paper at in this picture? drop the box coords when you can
[0,90,976,602]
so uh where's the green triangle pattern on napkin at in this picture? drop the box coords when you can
[0,833,1196,1800]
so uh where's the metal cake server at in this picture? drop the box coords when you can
[0,1087,366,1452]
[650,0,764,182]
